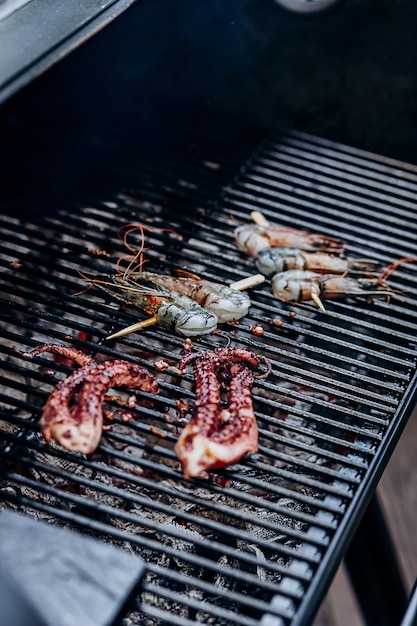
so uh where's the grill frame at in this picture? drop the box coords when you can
[1,124,417,626]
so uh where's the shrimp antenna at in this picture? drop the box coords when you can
[380,257,417,281]
[73,270,99,296]
[116,223,183,279]
[116,224,149,279]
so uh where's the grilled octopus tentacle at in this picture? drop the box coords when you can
[41,359,158,454]
[179,346,271,379]
[175,348,271,478]
[16,345,158,454]
[14,343,95,368]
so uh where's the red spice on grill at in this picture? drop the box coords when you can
[182,338,194,351]
[176,398,190,413]
[249,324,265,336]
[15,344,158,454]
[88,248,111,257]
[174,347,271,479]
[154,359,171,371]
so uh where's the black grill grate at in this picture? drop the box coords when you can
[1,127,417,626]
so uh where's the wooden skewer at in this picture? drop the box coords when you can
[106,316,158,340]
[250,210,270,227]
[230,274,265,291]
[311,293,326,313]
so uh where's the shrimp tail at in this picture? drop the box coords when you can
[320,276,394,300]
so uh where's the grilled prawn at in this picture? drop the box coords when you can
[235,224,344,258]
[256,247,381,276]
[92,274,218,337]
[271,270,394,306]
[128,271,251,322]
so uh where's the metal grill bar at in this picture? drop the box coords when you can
[1,125,417,626]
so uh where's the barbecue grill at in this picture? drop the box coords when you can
[1,2,417,626]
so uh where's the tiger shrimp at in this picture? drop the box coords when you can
[256,247,382,276]
[127,271,252,322]
[271,270,394,310]
[91,274,218,338]
[235,224,344,258]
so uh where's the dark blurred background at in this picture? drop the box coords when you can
[1,0,417,204]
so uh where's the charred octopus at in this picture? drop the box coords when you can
[175,347,271,478]
[15,344,158,454]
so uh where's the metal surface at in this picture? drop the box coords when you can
[1,127,417,626]
[0,0,32,22]
[273,0,342,14]
[0,509,146,626]
[401,581,417,626]
[344,494,407,626]
[0,0,138,104]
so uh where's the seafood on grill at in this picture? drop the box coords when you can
[175,347,271,479]
[124,271,252,323]
[271,270,394,310]
[234,224,344,258]
[89,219,261,339]
[91,274,219,338]
[256,247,382,277]
[15,344,158,454]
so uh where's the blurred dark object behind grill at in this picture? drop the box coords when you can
[1,0,417,219]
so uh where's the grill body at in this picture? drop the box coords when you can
[1,124,417,625]
[1,3,417,626]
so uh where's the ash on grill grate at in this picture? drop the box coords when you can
[1,127,417,626]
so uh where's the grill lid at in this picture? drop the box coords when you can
[1,126,417,626]
[0,0,137,104]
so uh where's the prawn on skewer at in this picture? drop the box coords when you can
[91,274,219,338]
[115,223,260,322]
[256,247,382,276]
[235,224,344,258]
[234,212,416,312]
[123,271,254,323]
[271,270,395,311]
[89,222,264,339]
